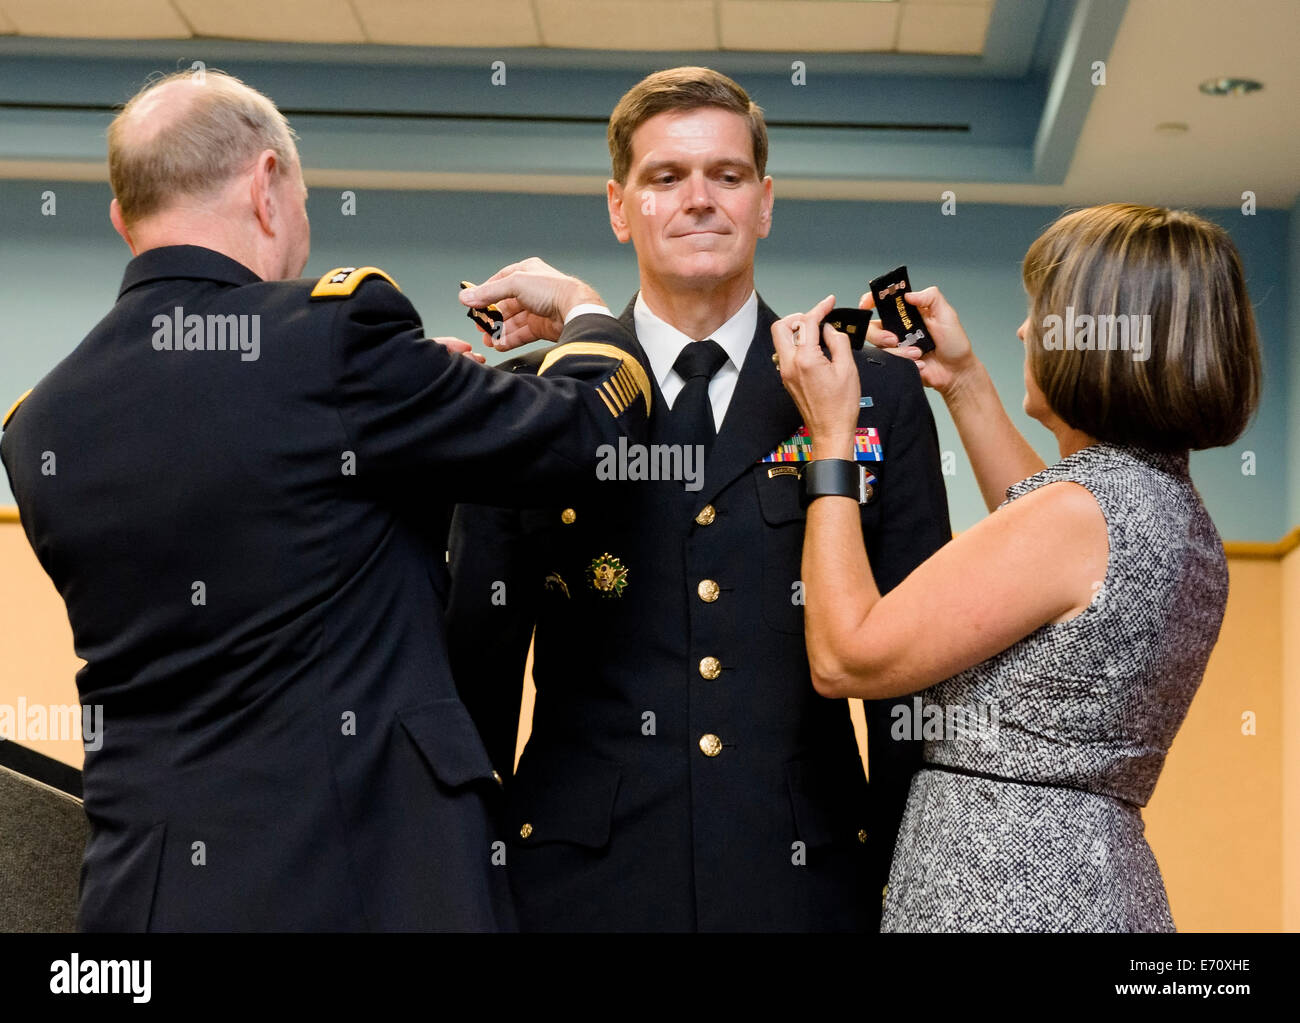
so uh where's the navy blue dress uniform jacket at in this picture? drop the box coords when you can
[0,245,649,932]
[446,295,951,931]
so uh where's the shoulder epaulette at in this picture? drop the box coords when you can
[310,266,401,300]
[538,343,652,417]
[2,388,32,430]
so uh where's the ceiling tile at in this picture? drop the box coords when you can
[536,0,717,51]
[172,0,365,44]
[896,2,992,55]
[3,0,191,38]
[354,0,541,47]
[720,0,899,53]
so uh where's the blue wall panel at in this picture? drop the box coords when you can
[0,181,1289,540]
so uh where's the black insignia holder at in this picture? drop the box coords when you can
[774,307,875,369]
[818,307,873,355]
[802,458,869,506]
[460,280,505,336]
[869,265,934,354]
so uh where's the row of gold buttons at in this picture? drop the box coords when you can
[523,502,727,833]
[696,504,721,759]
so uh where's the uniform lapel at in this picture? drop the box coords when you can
[699,297,802,505]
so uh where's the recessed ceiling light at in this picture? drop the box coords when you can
[1198,77,1264,96]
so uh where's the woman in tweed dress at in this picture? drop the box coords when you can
[771,204,1261,931]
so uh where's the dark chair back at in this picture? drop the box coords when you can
[0,742,87,932]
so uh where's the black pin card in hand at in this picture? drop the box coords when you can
[870,266,934,354]
[818,308,873,354]
[459,280,504,337]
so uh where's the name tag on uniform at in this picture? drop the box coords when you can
[761,426,883,463]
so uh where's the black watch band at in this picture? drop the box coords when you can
[802,458,866,505]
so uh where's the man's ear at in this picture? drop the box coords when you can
[757,175,774,239]
[250,149,278,236]
[109,198,137,254]
[607,179,632,244]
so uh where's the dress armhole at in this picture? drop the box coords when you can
[1037,475,1114,627]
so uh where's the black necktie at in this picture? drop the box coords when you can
[666,339,729,456]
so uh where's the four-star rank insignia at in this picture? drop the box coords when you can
[588,553,628,597]
[310,266,400,299]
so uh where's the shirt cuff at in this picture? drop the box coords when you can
[564,303,614,324]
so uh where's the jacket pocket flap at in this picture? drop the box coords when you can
[754,464,806,525]
[509,751,621,849]
[785,757,868,848]
[398,698,497,789]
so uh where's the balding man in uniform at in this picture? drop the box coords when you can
[0,70,648,931]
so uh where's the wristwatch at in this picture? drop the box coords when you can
[802,458,869,505]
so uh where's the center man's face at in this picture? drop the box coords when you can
[608,107,773,290]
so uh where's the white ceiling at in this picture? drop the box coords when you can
[0,0,993,54]
[792,0,1300,208]
[299,0,1295,210]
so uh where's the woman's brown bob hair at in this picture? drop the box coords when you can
[1022,203,1260,451]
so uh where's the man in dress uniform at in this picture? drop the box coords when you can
[447,67,951,931]
[0,71,649,931]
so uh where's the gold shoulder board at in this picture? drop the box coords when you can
[2,388,32,430]
[310,266,401,299]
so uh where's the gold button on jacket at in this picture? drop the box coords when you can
[698,733,723,757]
[560,508,576,524]
[694,504,716,526]
[519,822,533,839]
[697,579,720,603]
[698,656,721,680]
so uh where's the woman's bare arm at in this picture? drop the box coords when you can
[772,298,1107,701]
[799,479,1107,699]
[940,357,1046,512]
[863,286,1045,512]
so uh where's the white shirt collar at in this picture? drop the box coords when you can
[633,289,757,390]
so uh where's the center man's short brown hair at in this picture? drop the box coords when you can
[607,67,768,184]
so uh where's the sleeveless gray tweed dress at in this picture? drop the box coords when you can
[879,442,1227,932]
